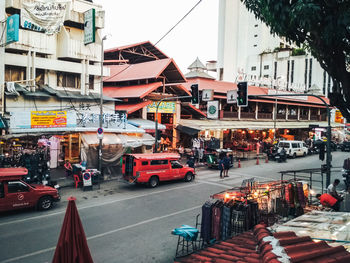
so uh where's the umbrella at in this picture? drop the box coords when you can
[52,196,93,263]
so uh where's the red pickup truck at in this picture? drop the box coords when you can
[0,168,60,212]
[122,153,195,188]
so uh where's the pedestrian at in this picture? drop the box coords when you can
[327,179,343,201]
[316,193,341,211]
[223,154,230,177]
[64,160,72,177]
[219,157,225,179]
[187,156,195,171]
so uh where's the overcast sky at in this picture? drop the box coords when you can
[93,0,218,74]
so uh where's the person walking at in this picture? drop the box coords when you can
[219,157,225,179]
[223,154,230,177]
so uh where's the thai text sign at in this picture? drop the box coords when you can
[21,0,70,35]
[31,111,67,128]
[77,111,127,129]
[147,101,176,114]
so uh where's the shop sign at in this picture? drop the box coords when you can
[31,111,67,128]
[84,8,95,45]
[267,90,308,101]
[21,0,70,35]
[77,111,127,129]
[207,101,219,119]
[335,110,344,124]
[6,14,19,44]
[10,111,76,130]
[147,101,176,114]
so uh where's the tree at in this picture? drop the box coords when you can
[241,0,350,120]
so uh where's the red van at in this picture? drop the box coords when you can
[0,168,60,212]
[122,153,195,188]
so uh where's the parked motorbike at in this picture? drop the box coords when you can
[275,151,287,163]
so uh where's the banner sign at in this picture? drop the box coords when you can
[207,101,219,119]
[77,111,127,129]
[10,111,76,129]
[147,101,176,114]
[31,111,67,128]
[6,14,19,44]
[21,0,70,35]
[84,8,95,45]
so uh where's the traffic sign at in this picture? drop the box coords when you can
[97,127,103,134]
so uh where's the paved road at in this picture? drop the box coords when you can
[0,151,349,263]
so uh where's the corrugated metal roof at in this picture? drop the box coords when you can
[127,118,166,130]
[115,101,152,114]
[104,82,162,99]
[104,58,186,83]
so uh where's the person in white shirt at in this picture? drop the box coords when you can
[327,179,342,201]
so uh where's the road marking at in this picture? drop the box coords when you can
[0,205,202,263]
[0,182,203,227]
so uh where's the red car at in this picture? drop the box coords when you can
[122,153,195,188]
[0,168,60,212]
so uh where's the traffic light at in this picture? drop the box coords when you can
[191,84,199,104]
[237,82,248,107]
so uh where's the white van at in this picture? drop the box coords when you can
[277,140,308,158]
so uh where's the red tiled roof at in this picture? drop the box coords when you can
[182,103,206,117]
[175,224,350,263]
[104,59,173,82]
[115,101,151,114]
[103,82,162,99]
[183,78,330,106]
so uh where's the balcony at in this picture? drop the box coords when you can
[57,29,101,62]
[5,29,56,55]
[257,113,272,119]
[276,114,286,120]
[240,112,255,119]
[222,111,238,119]
[288,115,298,120]
[300,114,309,120]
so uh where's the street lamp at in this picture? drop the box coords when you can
[98,35,107,181]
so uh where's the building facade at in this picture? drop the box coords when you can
[216,0,333,96]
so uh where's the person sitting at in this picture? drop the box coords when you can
[64,160,73,177]
[316,193,341,211]
[327,179,343,201]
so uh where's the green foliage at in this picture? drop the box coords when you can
[291,48,306,56]
[241,0,350,120]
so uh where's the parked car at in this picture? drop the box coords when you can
[341,141,350,152]
[0,168,60,212]
[122,153,195,188]
[277,140,308,158]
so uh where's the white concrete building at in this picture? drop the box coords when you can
[2,0,112,120]
[217,0,333,96]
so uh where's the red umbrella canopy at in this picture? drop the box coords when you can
[52,196,93,263]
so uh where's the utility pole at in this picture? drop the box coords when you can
[0,1,5,116]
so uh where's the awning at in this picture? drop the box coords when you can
[81,133,125,146]
[182,103,206,117]
[119,133,155,148]
[104,82,162,99]
[176,124,200,135]
[115,101,152,114]
[179,119,344,131]
[8,124,145,134]
[128,118,166,132]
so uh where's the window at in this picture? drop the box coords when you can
[171,161,182,169]
[36,69,45,86]
[5,66,26,82]
[254,34,258,37]
[264,65,269,70]
[308,58,312,89]
[254,24,258,27]
[292,143,299,148]
[57,72,81,88]
[304,59,308,88]
[327,74,332,94]
[150,160,168,165]
[291,60,294,84]
[274,61,277,80]
[89,75,94,90]
[142,161,148,166]
[323,71,326,95]
[287,60,290,89]
[8,181,29,193]
[251,66,256,71]
[0,182,4,198]
[263,74,269,78]
[279,142,289,148]
[303,143,307,148]
[253,44,257,47]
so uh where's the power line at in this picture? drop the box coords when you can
[104,0,203,82]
